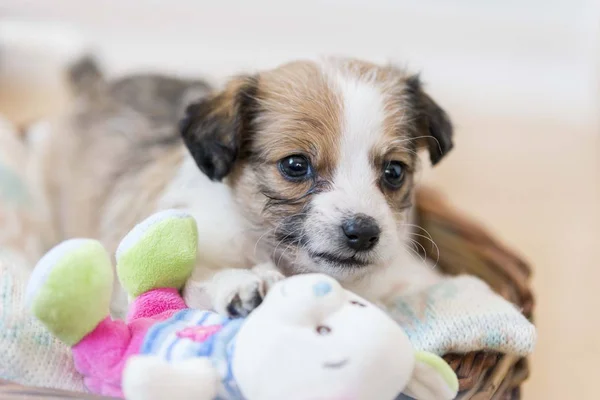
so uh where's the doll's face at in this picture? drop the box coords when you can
[232,274,414,400]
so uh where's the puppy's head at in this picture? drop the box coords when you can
[180,58,453,281]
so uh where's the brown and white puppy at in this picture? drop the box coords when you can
[27,57,452,317]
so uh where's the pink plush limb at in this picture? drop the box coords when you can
[126,288,187,322]
[72,288,188,397]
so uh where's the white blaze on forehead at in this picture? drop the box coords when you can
[328,68,386,204]
[290,62,403,274]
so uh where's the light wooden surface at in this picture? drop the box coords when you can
[420,110,599,400]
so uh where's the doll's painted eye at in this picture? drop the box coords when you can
[350,300,366,307]
[316,325,331,335]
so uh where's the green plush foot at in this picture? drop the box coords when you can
[26,239,113,346]
[116,210,198,298]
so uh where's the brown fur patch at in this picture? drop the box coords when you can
[250,61,342,177]
[231,60,344,227]
[229,59,428,233]
[227,59,427,265]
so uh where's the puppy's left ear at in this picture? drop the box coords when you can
[406,75,454,165]
[403,351,459,400]
[179,75,258,181]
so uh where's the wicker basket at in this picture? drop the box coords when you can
[0,187,534,399]
[414,188,534,400]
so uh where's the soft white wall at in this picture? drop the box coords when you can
[2,0,598,124]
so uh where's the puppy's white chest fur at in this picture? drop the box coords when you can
[156,155,259,276]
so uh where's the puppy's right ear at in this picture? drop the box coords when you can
[179,76,258,181]
[405,75,454,166]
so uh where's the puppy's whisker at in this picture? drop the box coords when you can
[253,210,311,259]
[400,244,427,268]
[399,223,435,237]
[408,232,439,256]
[271,233,294,260]
[277,239,298,267]
[271,221,306,261]
[290,224,309,269]
[274,224,308,269]
[388,135,443,159]
[399,223,441,269]
[272,227,300,253]
[408,237,427,260]
[252,218,292,257]
[407,237,420,254]
[404,240,425,264]
[252,226,277,258]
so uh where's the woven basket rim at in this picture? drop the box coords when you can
[414,187,535,399]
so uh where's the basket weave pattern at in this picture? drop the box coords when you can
[414,188,534,400]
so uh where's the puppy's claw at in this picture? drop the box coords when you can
[225,284,264,318]
[204,267,284,318]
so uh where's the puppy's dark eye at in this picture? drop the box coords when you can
[278,155,312,181]
[382,161,405,189]
[316,325,331,335]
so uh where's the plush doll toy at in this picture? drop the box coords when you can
[26,210,459,400]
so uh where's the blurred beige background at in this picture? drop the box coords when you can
[2,1,599,398]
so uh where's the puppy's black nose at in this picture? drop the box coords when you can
[342,214,381,252]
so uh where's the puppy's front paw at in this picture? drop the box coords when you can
[210,269,283,318]
[225,279,264,318]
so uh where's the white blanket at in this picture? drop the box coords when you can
[385,275,536,356]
